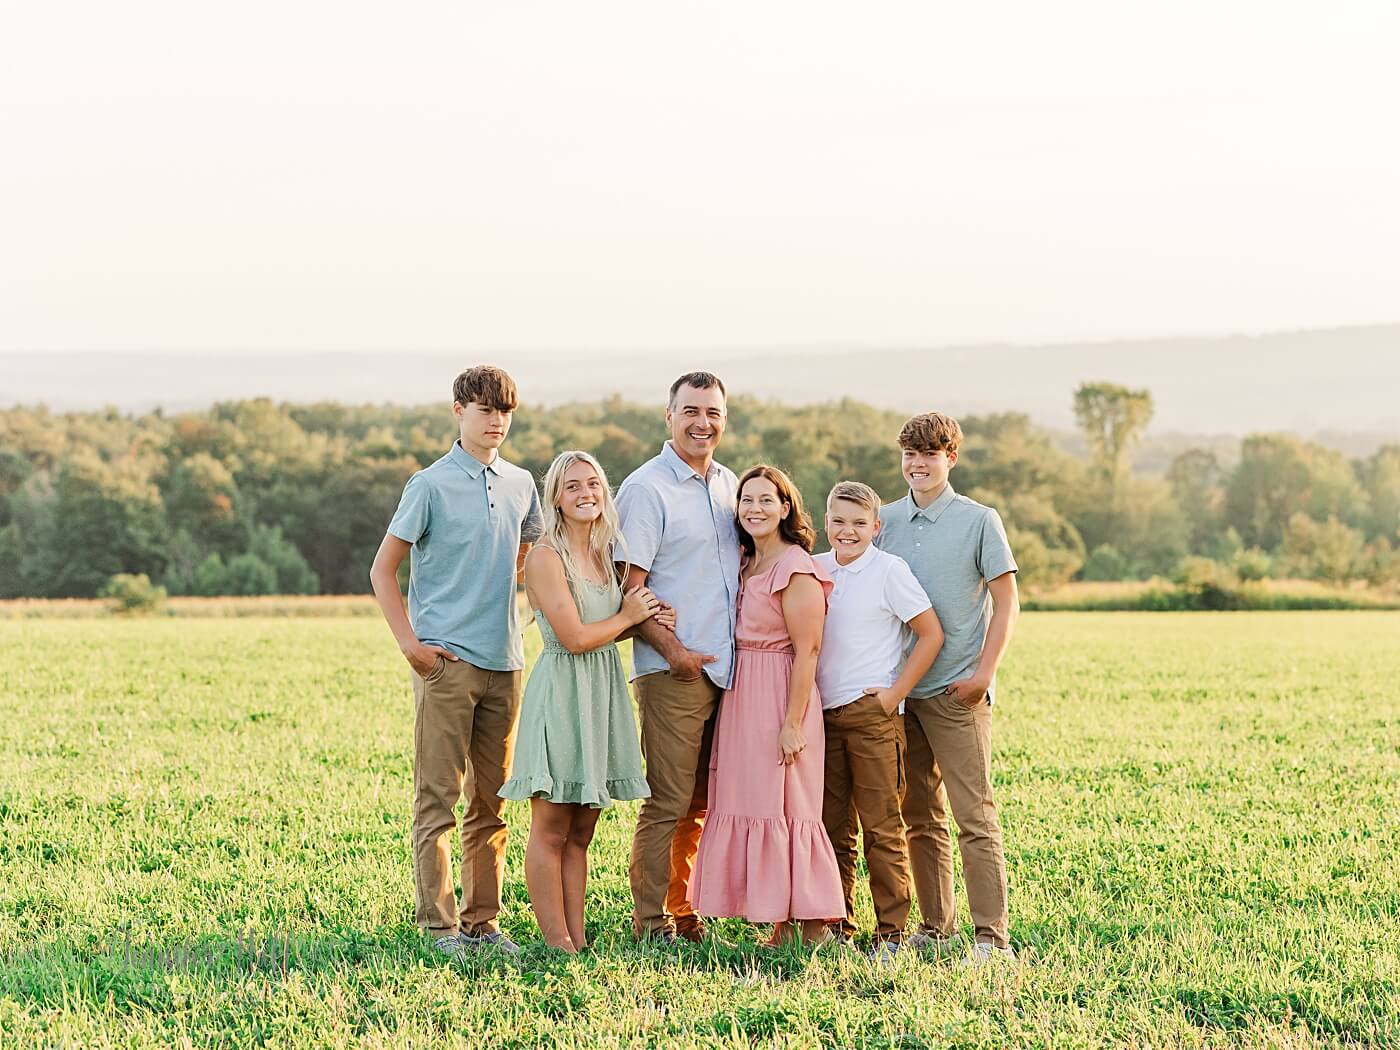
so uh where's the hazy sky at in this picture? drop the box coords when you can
[3,1,1398,353]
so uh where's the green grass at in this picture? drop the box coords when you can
[1,613,1398,1048]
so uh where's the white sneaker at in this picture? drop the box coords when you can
[459,930,522,956]
[905,930,963,958]
[963,941,1017,967]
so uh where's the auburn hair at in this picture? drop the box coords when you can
[736,464,816,556]
[897,412,962,454]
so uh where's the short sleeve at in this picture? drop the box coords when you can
[615,480,664,572]
[521,480,543,543]
[975,508,1018,581]
[883,557,933,623]
[386,472,431,544]
[770,547,834,605]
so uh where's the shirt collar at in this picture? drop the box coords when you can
[907,482,957,522]
[449,441,501,479]
[661,440,718,482]
[830,543,878,574]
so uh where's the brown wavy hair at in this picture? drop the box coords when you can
[736,464,816,556]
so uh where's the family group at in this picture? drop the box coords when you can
[368,366,1020,967]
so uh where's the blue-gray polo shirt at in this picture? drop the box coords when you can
[616,442,740,689]
[387,442,543,672]
[875,483,1017,700]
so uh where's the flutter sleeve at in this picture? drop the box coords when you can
[768,547,835,609]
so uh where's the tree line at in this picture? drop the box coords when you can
[1,385,1397,599]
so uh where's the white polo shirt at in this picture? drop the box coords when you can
[815,545,933,711]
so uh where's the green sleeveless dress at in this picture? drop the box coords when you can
[499,577,651,808]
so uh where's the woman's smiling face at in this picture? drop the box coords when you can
[738,475,788,542]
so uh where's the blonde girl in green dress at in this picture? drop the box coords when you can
[500,450,673,952]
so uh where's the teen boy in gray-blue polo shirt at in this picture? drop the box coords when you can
[875,411,1020,964]
[370,366,542,959]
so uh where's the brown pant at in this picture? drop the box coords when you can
[411,657,521,937]
[902,694,1009,947]
[821,694,912,941]
[629,671,720,937]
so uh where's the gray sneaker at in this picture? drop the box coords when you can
[963,941,1017,967]
[430,935,469,960]
[459,930,521,956]
[905,930,963,958]
[868,940,901,967]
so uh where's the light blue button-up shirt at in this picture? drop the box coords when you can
[616,442,741,688]
[387,442,543,671]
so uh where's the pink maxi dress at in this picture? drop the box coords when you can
[688,545,845,923]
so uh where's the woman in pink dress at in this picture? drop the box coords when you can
[688,464,845,947]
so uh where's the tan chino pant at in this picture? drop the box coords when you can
[411,656,521,938]
[629,671,720,937]
[821,693,912,941]
[902,693,1009,948]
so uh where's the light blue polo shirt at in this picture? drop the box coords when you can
[875,483,1017,700]
[387,442,543,671]
[616,442,741,689]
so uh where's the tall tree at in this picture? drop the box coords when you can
[1072,383,1154,483]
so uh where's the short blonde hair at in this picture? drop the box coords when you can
[826,480,881,516]
[897,412,962,454]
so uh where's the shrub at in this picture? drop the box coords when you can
[191,554,228,597]
[100,573,167,615]
[222,553,279,596]
[1081,544,1132,581]
[1174,557,1241,610]
[1232,547,1273,582]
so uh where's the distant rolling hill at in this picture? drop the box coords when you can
[4,325,1397,442]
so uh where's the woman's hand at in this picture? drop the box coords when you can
[654,601,677,633]
[779,725,806,766]
[621,585,661,626]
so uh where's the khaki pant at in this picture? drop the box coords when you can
[411,657,521,937]
[902,694,1009,948]
[821,693,912,941]
[629,671,720,937]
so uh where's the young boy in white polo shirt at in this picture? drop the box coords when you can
[815,481,944,963]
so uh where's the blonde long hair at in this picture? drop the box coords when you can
[537,450,629,598]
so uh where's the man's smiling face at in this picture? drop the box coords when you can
[666,383,727,463]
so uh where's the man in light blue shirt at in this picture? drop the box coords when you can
[616,372,740,943]
[369,366,542,959]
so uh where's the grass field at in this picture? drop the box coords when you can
[1,613,1398,1048]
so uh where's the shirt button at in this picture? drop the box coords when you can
[916,542,921,547]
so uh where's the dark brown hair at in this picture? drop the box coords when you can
[668,371,727,408]
[453,366,519,412]
[736,464,816,556]
[897,411,962,454]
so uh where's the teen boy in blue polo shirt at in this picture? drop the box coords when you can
[875,411,1020,964]
[370,366,542,958]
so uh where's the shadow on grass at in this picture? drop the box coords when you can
[0,921,863,1014]
[1171,982,1400,1045]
